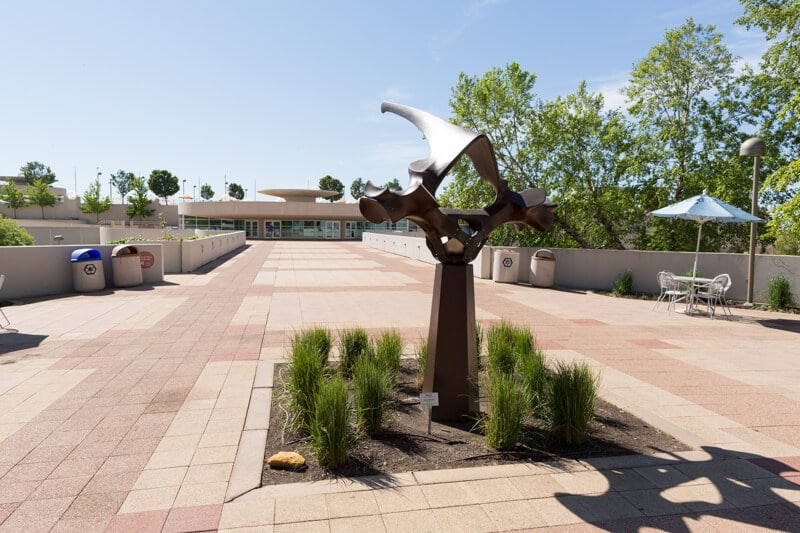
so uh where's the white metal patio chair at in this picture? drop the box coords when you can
[0,275,10,329]
[694,273,732,319]
[652,271,688,313]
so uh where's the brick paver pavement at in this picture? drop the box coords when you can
[1,240,798,532]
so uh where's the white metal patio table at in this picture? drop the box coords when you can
[672,275,714,315]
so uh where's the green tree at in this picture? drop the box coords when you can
[125,177,155,221]
[228,182,245,200]
[622,18,752,252]
[148,169,180,205]
[445,62,643,249]
[200,183,214,201]
[350,177,365,200]
[318,175,344,201]
[20,161,56,186]
[737,0,800,254]
[109,170,136,205]
[80,178,112,223]
[0,180,28,218]
[0,217,35,246]
[384,178,402,191]
[27,179,57,219]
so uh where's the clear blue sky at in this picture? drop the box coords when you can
[1,0,766,202]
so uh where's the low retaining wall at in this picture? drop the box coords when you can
[362,232,799,305]
[0,232,247,300]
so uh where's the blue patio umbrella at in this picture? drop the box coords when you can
[649,190,764,277]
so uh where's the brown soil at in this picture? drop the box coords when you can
[262,363,689,485]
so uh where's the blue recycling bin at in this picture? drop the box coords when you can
[70,248,105,292]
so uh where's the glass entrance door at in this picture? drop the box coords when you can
[244,220,258,238]
[324,221,340,239]
[265,221,281,239]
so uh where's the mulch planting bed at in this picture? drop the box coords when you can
[261,362,690,485]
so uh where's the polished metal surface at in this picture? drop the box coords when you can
[359,102,555,264]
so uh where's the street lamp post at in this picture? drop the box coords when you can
[224,176,228,199]
[193,184,196,201]
[182,179,186,197]
[739,137,766,307]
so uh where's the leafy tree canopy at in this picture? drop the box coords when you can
[109,170,136,205]
[125,177,155,221]
[80,178,112,222]
[319,175,344,202]
[0,180,28,218]
[27,179,57,219]
[148,169,180,205]
[20,161,56,186]
[350,177,365,200]
[228,182,245,200]
[200,183,214,201]
[384,178,402,191]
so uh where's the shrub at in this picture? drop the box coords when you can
[486,321,517,376]
[293,327,332,367]
[352,355,394,433]
[482,373,526,450]
[374,330,402,377]
[767,274,795,311]
[309,374,351,467]
[612,269,634,296]
[338,327,371,376]
[287,341,325,434]
[415,338,427,390]
[0,217,35,246]
[546,361,599,444]
[517,336,548,415]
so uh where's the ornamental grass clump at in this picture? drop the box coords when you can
[415,338,427,390]
[486,320,517,376]
[287,340,325,434]
[338,327,371,376]
[612,269,634,297]
[482,372,526,450]
[292,326,332,367]
[546,361,599,444]
[517,336,548,415]
[353,355,395,433]
[767,274,795,311]
[374,330,403,378]
[309,374,352,467]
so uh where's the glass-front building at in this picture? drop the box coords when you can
[181,216,409,240]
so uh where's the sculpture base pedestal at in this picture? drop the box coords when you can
[423,263,478,422]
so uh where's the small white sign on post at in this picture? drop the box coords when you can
[419,392,439,406]
[419,392,439,435]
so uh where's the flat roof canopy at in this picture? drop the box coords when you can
[258,189,338,203]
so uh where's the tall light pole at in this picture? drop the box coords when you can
[98,167,106,201]
[193,184,196,201]
[740,137,766,307]
[224,175,228,200]
[182,179,186,202]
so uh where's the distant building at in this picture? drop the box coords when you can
[179,188,410,240]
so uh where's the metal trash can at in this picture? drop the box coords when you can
[71,248,105,292]
[111,244,143,288]
[530,249,555,288]
[493,249,520,283]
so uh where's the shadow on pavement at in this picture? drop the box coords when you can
[556,445,800,532]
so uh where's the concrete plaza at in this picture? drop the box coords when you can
[1,240,799,532]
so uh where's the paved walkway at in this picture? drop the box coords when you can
[1,240,799,532]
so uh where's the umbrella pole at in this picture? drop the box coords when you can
[692,223,703,277]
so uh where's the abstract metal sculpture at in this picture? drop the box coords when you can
[360,102,555,420]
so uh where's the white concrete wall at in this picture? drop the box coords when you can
[361,233,800,305]
[0,244,164,299]
[181,232,247,272]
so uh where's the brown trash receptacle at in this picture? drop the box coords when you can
[530,249,555,288]
[111,245,143,288]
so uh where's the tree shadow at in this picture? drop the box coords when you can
[555,445,800,532]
